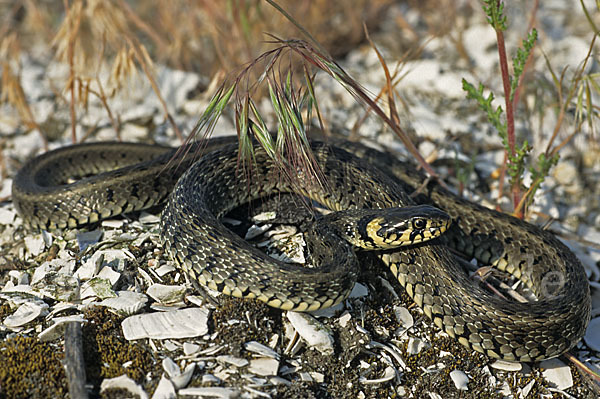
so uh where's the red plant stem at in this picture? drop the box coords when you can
[495,27,523,218]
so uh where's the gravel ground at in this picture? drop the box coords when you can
[1,1,599,398]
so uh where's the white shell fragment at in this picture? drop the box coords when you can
[406,337,426,355]
[217,355,249,368]
[359,366,396,385]
[183,342,201,356]
[490,360,523,372]
[99,291,148,315]
[540,358,573,390]
[244,341,280,359]
[519,379,536,398]
[245,223,272,240]
[38,315,86,342]
[393,305,414,335]
[286,312,334,355]
[76,230,103,251]
[122,307,210,340]
[0,207,16,224]
[147,284,187,305]
[338,311,352,328]
[24,234,46,257]
[3,301,49,328]
[584,317,600,352]
[162,357,195,389]
[252,211,277,222]
[151,374,176,399]
[348,282,369,298]
[449,370,469,390]
[100,374,148,399]
[248,357,280,376]
[80,277,117,300]
[178,387,239,399]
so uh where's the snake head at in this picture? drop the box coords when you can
[359,204,451,250]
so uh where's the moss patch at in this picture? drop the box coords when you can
[82,306,155,388]
[0,336,67,399]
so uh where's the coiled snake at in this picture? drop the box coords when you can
[12,136,591,362]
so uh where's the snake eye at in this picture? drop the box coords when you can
[413,218,426,230]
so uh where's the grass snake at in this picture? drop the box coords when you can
[12,136,591,362]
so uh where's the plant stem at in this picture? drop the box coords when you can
[494,21,522,217]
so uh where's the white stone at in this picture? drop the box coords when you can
[122,307,210,340]
[162,357,195,389]
[97,265,121,287]
[449,370,469,391]
[519,379,536,398]
[287,312,334,355]
[155,264,176,277]
[540,358,573,390]
[552,161,577,186]
[139,212,161,224]
[248,358,280,376]
[252,211,277,222]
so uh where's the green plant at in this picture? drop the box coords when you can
[463,0,600,218]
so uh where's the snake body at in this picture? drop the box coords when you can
[12,137,591,361]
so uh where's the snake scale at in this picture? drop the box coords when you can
[12,136,591,362]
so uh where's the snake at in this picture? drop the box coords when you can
[12,136,591,362]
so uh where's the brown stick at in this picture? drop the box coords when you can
[63,321,89,399]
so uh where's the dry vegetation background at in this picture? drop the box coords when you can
[0,0,408,148]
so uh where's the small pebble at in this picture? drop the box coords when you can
[449,369,469,390]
